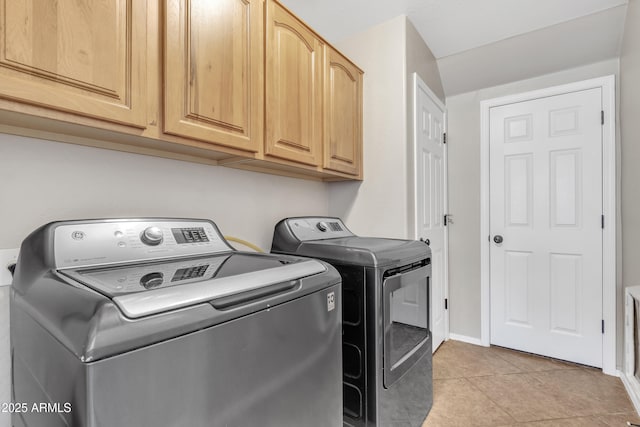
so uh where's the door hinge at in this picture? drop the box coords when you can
[444,214,448,226]
[601,215,605,229]
[445,298,448,310]
[443,132,447,144]
[602,319,605,334]
[601,110,604,125]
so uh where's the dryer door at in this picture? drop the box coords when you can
[382,264,431,387]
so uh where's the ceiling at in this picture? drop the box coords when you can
[279,0,628,95]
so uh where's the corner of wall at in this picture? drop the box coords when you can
[328,16,411,238]
[404,17,446,239]
[620,0,640,371]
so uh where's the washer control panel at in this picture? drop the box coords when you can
[65,254,230,295]
[286,217,354,241]
[54,219,231,269]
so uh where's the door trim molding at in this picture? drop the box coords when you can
[479,75,616,375]
[412,73,450,345]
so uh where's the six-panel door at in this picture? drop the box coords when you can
[489,87,603,367]
[414,75,447,353]
[164,0,263,153]
[265,1,324,166]
[0,0,147,127]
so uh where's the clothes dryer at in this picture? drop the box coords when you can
[272,216,433,427]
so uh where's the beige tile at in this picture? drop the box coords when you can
[422,378,515,427]
[594,411,640,426]
[469,373,581,422]
[433,341,521,379]
[507,416,607,426]
[470,369,635,422]
[528,369,635,416]
[433,340,636,426]
[490,346,581,373]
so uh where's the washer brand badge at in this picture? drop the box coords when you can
[327,291,335,312]
[71,231,86,241]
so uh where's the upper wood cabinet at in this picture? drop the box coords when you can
[0,0,363,181]
[265,0,324,166]
[324,47,363,177]
[164,0,263,153]
[0,0,147,127]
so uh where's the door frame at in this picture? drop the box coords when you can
[479,75,616,375]
[412,73,450,345]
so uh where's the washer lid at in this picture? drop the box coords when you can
[271,217,430,267]
[294,237,430,267]
[62,254,326,318]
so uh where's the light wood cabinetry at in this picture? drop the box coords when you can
[0,0,147,127]
[164,0,263,153]
[265,0,324,166]
[0,0,363,181]
[324,47,363,177]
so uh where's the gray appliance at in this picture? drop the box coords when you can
[272,217,433,427]
[11,218,342,427]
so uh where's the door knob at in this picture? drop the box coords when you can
[493,235,503,244]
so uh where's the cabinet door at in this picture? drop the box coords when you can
[324,48,363,177]
[164,0,263,152]
[265,0,323,166]
[0,0,146,127]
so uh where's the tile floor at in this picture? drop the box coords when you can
[423,340,639,426]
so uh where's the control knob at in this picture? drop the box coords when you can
[141,226,163,246]
[317,222,328,232]
[140,272,164,289]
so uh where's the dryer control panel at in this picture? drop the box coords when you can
[54,219,232,269]
[285,217,354,241]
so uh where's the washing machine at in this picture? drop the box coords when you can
[11,218,342,427]
[272,216,433,426]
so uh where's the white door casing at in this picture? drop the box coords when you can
[480,75,617,375]
[489,87,603,367]
[413,73,448,352]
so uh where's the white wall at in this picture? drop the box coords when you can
[0,134,329,250]
[621,1,640,296]
[437,6,627,96]
[0,287,8,427]
[445,59,620,340]
[328,16,408,238]
[0,133,329,426]
[405,20,445,105]
[328,16,445,240]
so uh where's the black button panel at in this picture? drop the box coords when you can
[172,265,210,282]
[172,227,210,244]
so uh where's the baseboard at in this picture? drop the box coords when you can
[448,333,485,347]
[620,371,640,416]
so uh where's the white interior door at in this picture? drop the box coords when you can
[489,87,603,367]
[414,74,447,353]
